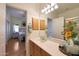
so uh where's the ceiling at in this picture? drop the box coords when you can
[6,6,26,18]
[7,3,79,18]
[55,3,79,14]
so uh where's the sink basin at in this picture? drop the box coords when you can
[40,36,48,42]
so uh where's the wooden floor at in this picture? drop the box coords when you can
[6,39,26,56]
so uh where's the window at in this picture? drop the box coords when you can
[13,25,19,32]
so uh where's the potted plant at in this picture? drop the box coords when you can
[64,19,78,43]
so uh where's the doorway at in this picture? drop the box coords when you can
[47,18,53,37]
[6,5,27,56]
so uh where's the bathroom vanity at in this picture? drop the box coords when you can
[29,32,66,56]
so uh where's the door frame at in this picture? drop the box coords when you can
[47,17,53,37]
[6,4,27,55]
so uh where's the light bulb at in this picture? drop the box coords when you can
[41,9,44,13]
[54,4,58,9]
[41,7,47,13]
[51,7,54,11]
[48,9,51,13]
[45,11,48,14]
[47,4,50,9]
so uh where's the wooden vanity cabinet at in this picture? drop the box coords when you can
[29,40,50,56]
[29,40,34,56]
[40,48,50,56]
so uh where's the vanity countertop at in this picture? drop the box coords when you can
[29,31,66,56]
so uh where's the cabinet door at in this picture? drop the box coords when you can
[29,40,34,56]
[33,43,41,56]
[29,40,41,56]
[40,49,50,56]
[29,40,50,56]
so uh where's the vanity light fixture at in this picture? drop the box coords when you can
[41,6,48,13]
[41,3,59,14]
[41,4,50,13]
[41,7,46,13]
[47,4,50,9]
[45,9,51,14]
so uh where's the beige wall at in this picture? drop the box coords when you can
[58,8,79,18]
[0,3,6,56]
